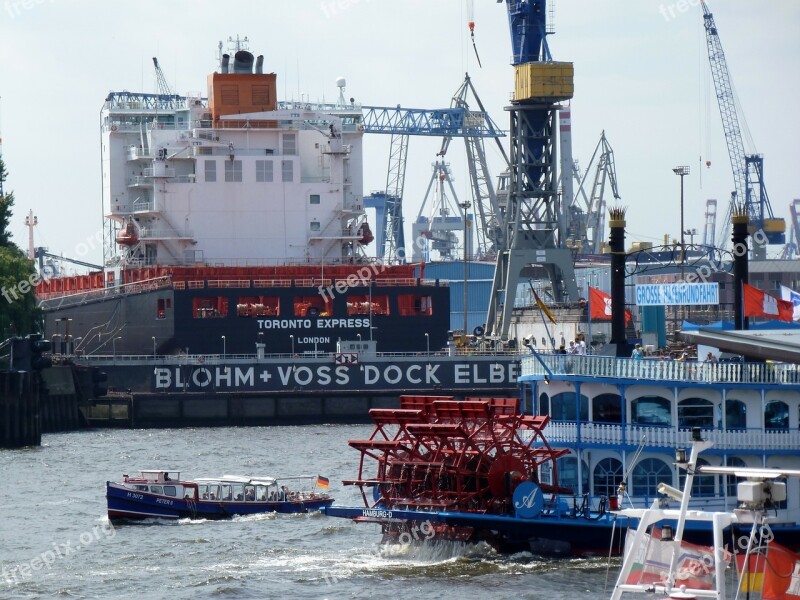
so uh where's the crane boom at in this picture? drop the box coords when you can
[702,1,785,254]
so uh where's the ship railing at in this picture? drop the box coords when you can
[138,228,194,240]
[207,280,251,289]
[543,421,800,451]
[520,354,800,385]
[37,277,173,308]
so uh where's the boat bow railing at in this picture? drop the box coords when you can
[521,353,800,385]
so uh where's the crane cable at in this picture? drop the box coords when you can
[467,0,482,68]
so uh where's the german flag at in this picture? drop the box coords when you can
[316,475,330,489]
[532,290,557,324]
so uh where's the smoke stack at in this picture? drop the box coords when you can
[233,50,254,74]
[221,54,230,74]
[732,212,750,330]
[255,55,264,74]
[608,207,628,356]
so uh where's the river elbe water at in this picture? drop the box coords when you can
[0,425,616,599]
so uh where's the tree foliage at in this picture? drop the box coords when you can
[0,157,41,338]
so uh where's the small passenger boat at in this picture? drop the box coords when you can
[106,471,333,520]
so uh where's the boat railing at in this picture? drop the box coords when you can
[543,420,800,451]
[521,353,800,385]
[37,277,173,308]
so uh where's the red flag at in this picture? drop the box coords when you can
[743,283,794,322]
[589,286,631,324]
[762,541,800,599]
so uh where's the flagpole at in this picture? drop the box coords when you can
[587,291,593,355]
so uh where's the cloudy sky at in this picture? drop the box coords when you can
[0,0,798,267]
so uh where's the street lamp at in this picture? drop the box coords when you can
[425,332,430,355]
[357,333,362,342]
[672,165,690,279]
[460,200,471,339]
[113,336,122,362]
[221,335,226,360]
[152,336,156,358]
[289,334,294,356]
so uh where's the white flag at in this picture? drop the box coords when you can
[780,285,800,321]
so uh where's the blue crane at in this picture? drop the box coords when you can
[702,1,785,257]
[360,104,504,262]
[485,0,579,342]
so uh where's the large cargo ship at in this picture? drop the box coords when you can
[36,39,450,356]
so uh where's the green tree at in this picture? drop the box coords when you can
[0,157,41,338]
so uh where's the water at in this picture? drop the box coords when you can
[0,426,616,599]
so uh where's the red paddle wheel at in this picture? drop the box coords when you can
[344,395,570,544]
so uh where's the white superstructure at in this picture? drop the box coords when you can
[101,42,368,268]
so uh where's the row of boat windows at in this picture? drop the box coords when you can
[198,484,281,501]
[539,392,793,430]
[203,159,295,183]
[189,295,432,319]
[541,456,787,506]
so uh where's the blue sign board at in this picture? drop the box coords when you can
[635,283,719,306]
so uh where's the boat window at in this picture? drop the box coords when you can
[678,398,714,429]
[592,393,622,424]
[224,159,243,182]
[632,458,672,498]
[554,456,589,494]
[679,458,715,497]
[593,458,623,498]
[725,399,747,429]
[135,485,148,491]
[237,296,280,317]
[538,393,549,416]
[163,485,177,497]
[631,396,671,426]
[309,194,320,205]
[765,401,789,430]
[282,159,294,182]
[204,159,216,182]
[205,484,220,500]
[283,133,297,156]
[150,485,164,495]
[548,392,589,422]
[723,457,748,497]
[192,296,229,319]
[346,295,390,316]
[256,485,267,501]
[244,485,256,501]
[220,485,233,501]
[294,295,332,317]
[256,159,273,182]
[397,294,432,317]
[231,484,245,501]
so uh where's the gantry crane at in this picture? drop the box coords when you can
[360,102,505,262]
[485,0,579,341]
[778,199,800,260]
[567,131,620,255]
[702,198,718,250]
[702,1,785,258]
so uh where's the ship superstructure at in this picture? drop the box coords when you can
[36,40,449,356]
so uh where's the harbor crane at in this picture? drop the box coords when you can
[702,1,785,258]
[360,101,505,262]
[567,131,620,255]
[778,199,800,260]
[485,0,579,342]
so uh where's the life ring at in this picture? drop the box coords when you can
[197,355,205,364]
[110,124,117,132]
[473,325,485,336]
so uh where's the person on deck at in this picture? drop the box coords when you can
[631,344,643,360]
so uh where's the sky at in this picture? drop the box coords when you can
[0,0,798,269]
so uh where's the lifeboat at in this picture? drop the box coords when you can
[116,218,139,246]
[358,222,374,245]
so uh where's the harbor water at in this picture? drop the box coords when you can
[0,425,615,599]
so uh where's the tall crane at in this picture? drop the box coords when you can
[701,1,785,258]
[702,199,717,250]
[779,199,800,260]
[567,131,620,255]
[360,103,505,262]
[485,0,578,341]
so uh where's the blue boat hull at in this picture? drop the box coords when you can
[107,483,333,520]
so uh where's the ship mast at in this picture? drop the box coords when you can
[25,209,37,260]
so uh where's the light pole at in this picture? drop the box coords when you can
[425,332,430,355]
[152,336,156,358]
[460,200,471,339]
[221,335,226,360]
[113,336,122,362]
[289,334,294,356]
[357,333,361,342]
[672,166,690,280]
